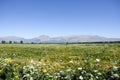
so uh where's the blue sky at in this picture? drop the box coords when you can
[0,0,120,38]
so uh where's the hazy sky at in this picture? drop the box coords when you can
[0,0,120,38]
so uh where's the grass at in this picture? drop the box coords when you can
[0,43,120,80]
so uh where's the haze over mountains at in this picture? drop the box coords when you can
[0,35,120,43]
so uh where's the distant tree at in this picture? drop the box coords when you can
[9,41,12,44]
[1,40,6,44]
[39,42,41,44]
[31,42,34,44]
[20,40,23,44]
[66,42,68,44]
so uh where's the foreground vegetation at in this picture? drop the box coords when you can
[0,44,120,80]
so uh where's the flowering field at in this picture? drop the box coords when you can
[0,44,120,80]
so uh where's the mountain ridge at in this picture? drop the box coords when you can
[0,35,120,43]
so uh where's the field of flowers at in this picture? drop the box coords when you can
[0,44,120,80]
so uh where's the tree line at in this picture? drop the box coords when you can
[1,40,120,44]
[1,40,23,44]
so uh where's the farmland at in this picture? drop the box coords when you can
[0,44,120,80]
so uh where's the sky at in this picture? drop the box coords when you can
[0,0,120,38]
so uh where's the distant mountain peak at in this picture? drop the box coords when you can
[37,35,50,41]
[38,35,50,38]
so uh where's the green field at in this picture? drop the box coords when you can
[0,44,120,80]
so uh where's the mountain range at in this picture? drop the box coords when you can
[0,35,120,43]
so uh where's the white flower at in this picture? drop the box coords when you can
[97,72,102,75]
[96,76,98,79]
[66,68,71,72]
[69,60,74,63]
[60,60,62,62]
[23,74,30,78]
[96,59,100,62]
[113,74,119,78]
[49,75,53,78]
[55,76,58,79]
[79,76,83,80]
[30,77,33,80]
[89,73,93,77]
[65,75,70,79]
[82,70,86,74]
[23,66,27,70]
[84,60,87,62]
[78,67,82,70]
[56,72,60,75]
[30,59,34,63]
[93,70,98,73]
[113,66,118,71]
[60,70,64,73]
[29,65,34,69]
[3,63,7,66]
